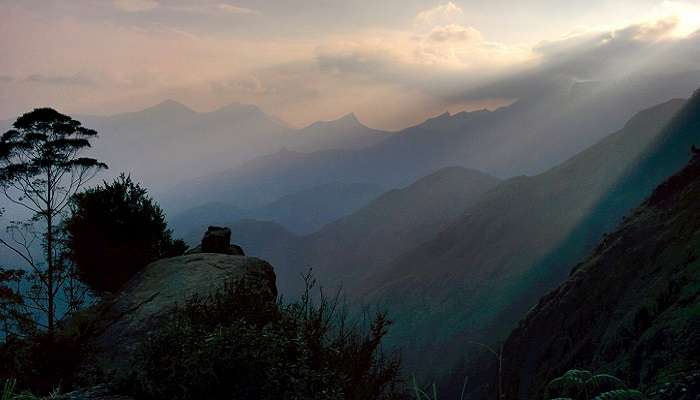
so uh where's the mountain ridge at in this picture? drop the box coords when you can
[499,151,700,399]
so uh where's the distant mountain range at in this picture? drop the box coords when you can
[225,90,700,379]
[70,101,392,192]
[0,100,391,194]
[180,166,498,295]
[171,181,385,236]
[165,80,696,214]
[2,78,693,226]
[499,137,700,400]
[370,95,694,376]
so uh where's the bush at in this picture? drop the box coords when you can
[63,174,186,294]
[0,332,86,395]
[128,273,405,400]
[545,369,644,400]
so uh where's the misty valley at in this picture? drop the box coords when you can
[2,1,700,399]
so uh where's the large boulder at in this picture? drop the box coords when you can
[75,253,276,382]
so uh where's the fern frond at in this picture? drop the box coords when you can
[591,389,644,400]
[546,370,592,398]
[586,374,627,394]
[1,380,15,400]
[563,369,594,382]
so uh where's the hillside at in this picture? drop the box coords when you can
[302,167,501,293]
[500,152,700,399]
[210,167,500,296]
[364,94,697,376]
[171,181,385,236]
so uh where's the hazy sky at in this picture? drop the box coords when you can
[1,0,700,129]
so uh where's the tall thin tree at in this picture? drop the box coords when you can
[0,108,106,336]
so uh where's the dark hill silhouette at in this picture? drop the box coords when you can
[202,167,500,295]
[366,95,696,376]
[498,148,700,399]
[227,93,697,379]
[165,81,696,214]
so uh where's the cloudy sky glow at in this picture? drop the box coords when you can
[1,0,699,129]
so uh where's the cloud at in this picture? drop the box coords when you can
[428,24,482,42]
[2,1,699,131]
[113,0,159,13]
[610,16,679,42]
[453,17,700,104]
[144,3,261,16]
[23,73,95,86]
[649,1,700,37]
[415,2,463,25]
[217,3,260,15]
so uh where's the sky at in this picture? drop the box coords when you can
[1,0,700,129]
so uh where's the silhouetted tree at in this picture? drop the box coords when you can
[64,174,186,294]
[0,108,106,337]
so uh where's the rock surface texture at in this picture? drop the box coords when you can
[75,253,276,383]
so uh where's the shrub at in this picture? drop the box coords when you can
[0,332,86,395]
[545,369,645,400]
[128,273,405,400]
[63,174,186,294]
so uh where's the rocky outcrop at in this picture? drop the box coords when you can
[499,154,700,399]
[187,226,245,255]
[74,253,276,383]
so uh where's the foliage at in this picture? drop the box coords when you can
[0,331,85,395]
[127,273,405,400]
[0,108,106,336]
[1,379,56,400]
[545,369,644,400]
[63,174,186,294]
[412,377,438,400]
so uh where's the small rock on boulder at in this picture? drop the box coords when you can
[189,226,245,255]
[201,226,231,253]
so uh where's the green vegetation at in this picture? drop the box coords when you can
[0,323,89,394]
[125,273,404,400]
[1,379,50,400]
[63,174,187,294]
[545,370,644,400]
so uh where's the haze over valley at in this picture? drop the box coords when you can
[2,1,700,399]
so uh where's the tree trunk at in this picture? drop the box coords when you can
[46,165,54,338]
[46,209,54,337]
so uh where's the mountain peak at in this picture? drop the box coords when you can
[144,99,195,115]
[415,111,452,128]
[302,112,366,131]
[214,102,263,114]
[338,112,360,124]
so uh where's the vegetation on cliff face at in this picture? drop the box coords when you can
[127,273,404,400]
[544,369,643,400]
[499,152,700,399]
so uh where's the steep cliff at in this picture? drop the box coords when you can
[501,154,700,399]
